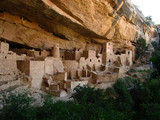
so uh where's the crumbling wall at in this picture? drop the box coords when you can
[63,60,78,79]
[0,42,17,75]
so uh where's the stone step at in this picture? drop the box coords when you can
[0,75,17,82]
[3,85,22,92]
[0,81,8,86]
[0,79,20,91]
[45,89,68,97]
[95,81,115,89]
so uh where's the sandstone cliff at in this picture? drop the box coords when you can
[0,0,153,51]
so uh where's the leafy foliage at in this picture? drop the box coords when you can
[1,70,160,120]
[72,85,105,105]
[151,41,159,49]
[138,103,160,120]
[136,38,147,60]
[145,16,152,21]
[129,68,136,73]
[151,42,160,76]
[0,91,36,120]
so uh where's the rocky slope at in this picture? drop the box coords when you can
[0,0,153,51]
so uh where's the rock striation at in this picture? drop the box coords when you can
[0,0,155,51]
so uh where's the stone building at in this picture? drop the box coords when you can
[0,42,17,75]
[17,57,65,89]
[102,42,133,67]
[12,48,50,57]
[0,42,20,91]
[64,48,81,61]
[0,41,134,97]
[51,43,60,58]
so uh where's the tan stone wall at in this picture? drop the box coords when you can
[44,57,64,75]
[79,57,86,70]
[44,57,55,75]
[0,42,17,75]
[0,42,9,54]
[40,50,50,57]
[0,57,17,74]
[51,72,67,82]
[102,42,133,67]
[81,50,102,71]
[63,60,78,79]
[52,58,64,73]
[102,42,113,65]
[92,72,118,83]
[66,80,88,90]
[30,61,45,89]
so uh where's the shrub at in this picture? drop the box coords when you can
[133,74,138,78]
[105,87,117,98]
[137,103,160,120]
[72,85,105,105]
[143,79,160,103]
[35,94,55,120]
[0,91,36,120]
[136,38,147,60]
[113,79,134,111]
[72,85,134,120]
[130,68,136,73]
[151,41,159,49]
[151,55,160,75]
[150,41,160,77]
[116,77,140,89]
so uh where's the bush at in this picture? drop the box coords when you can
[133,74,138,78]
[113,79,134,111]
[143,79,160,103]
[136,38,147,60]
[137,103,160,120]
[116,77,140,89]
[72,85,134,120]
[72,85,105,105]
[151,55,160,75]
[0,88,132,120]
[150,42,160,76]
[130,68,136,73]
[151,41,159,49]
[131,78,160,119]
[0,91,36,120]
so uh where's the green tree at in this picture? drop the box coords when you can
[145,16,152,21]
[136,38,147,60]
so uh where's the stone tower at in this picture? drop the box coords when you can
[102,42,113,65]
[0,41,9,54]
[125,50,133,66]
[51,43,60,58]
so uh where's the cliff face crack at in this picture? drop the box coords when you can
[50,0,84,25]
[52,33,69,41]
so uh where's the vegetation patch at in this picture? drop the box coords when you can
[136,38,147,60]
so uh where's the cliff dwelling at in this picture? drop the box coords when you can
[1,0,160,120]
[0,39,135,96]
[0,0,158,97]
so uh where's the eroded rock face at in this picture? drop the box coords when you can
[0,0,154,51]
[0,13,88,50]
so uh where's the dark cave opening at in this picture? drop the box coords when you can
[0,38,40,50]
